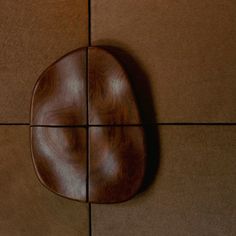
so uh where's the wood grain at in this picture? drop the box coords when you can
[30,48,87,126]
[89,127,146,203]
[30,46,147,203]
[31,127,87,201]
[88,47,141,125]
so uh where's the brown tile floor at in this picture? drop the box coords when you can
[0,126,89,236]
[92,126,236,236]
[1,1,236,236]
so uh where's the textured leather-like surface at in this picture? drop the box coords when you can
[0,126,89,236]
[91,2,236,234]
[0,1,89,234]
[91,0,236,122]
[31,47,146,203]
[1,1,236,234]
[0,0,88,123]
[92,126,236,236]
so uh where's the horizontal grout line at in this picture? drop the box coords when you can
[0,123,30,125]
[156,122,236,126]
[89,124,146,127]
[30,124,159,127]
[30,125,86,128]
[88,123,236,126]
[0,123,236,127]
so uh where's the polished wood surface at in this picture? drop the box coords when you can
[31,48,87,126]
[31,127,87,201]
[30,46,147,203]
[89,127,146,203]
[88,47,141,125]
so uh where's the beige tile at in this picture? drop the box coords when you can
[92,126,236,236]
[0,126,88,236]
[0,0,88,122]
[92,0,236,122]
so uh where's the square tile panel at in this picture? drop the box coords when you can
[91,0,236,122]
[0,126,88,235]
[0,0,88,123]
[92,126,236,236]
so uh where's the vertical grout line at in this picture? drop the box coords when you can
[86,48,89,201]
[86,47,91,235]
[88,0,91,47]
[89,201,92,236]
[88,0,92,234]
[87,0,92,231]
